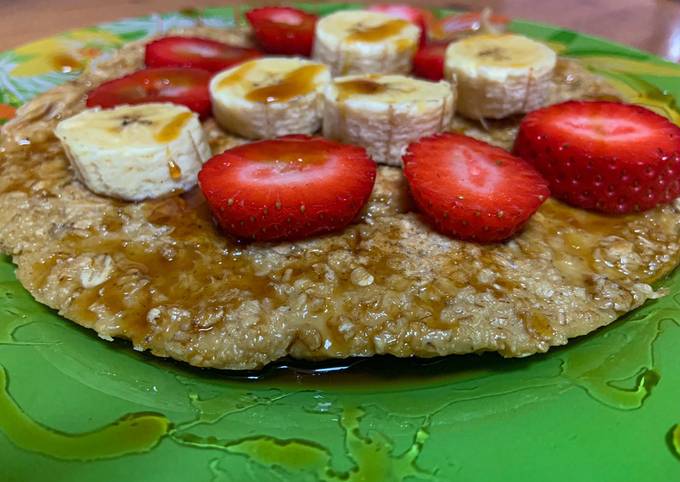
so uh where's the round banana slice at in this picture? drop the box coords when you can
[444,33,556,119]
[54,103,211,201]
[313,10,420,76]
[210,57,330,139]
[323,74,455,166]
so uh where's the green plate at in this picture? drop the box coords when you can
[1,3,680,481]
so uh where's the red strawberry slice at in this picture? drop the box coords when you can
[198,135,377,241]
[144,36,262,72]
[86,67,212,118]
[513,101,680,214]
[368,4,433,45]
[245,7,317,56]
[413,43,448,81]
[431,11,510,41]
[403,133,549,242]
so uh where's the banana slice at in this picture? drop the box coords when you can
[444,33,556,119]
[210,57,330,139]
[313,10,420,76]
[54,103,211,201]
[322,74,455,166]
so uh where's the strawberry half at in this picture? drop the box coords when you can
[145,36,262,72]
[513,101,680,214]
[368,4,434,45]
[245,7,317,56]
[198,135,377,241]
[86,67,212,118]
[413,43,448,81]
[403,133,549,242]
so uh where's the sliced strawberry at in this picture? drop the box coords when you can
[245,7,317,56]
[513,101,680,214]
[86,67,212,118]
[413,43,448,81]
[403,133,549,242]
[198,135,377,241]
[430,11,510,41]
[368,4,434,45]
[144,36,262,72]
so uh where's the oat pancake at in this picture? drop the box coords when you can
[1,27,679,370]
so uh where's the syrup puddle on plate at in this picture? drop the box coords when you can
[173,406,431,482]
[0,365,169,461]
[164,378,434,480]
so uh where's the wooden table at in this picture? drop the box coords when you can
[1,0,679,61]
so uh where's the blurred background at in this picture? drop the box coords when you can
[0,0,678,61]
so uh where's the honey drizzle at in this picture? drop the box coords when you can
[154,112,193,143]
[51,192,278,341]
[245,64,325,104]
[335,78,388,101]
[216,61,257,89]
[347,19,410,43]
[167,160,182,180]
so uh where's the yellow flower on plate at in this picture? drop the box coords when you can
[11,28,122,77]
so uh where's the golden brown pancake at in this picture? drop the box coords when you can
[1,27,679,369]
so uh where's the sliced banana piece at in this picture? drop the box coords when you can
[444,33,556,119]
[54,103,211,201]
[323,74,455,166]
[210,57,330,139]
[313,10,420,76]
